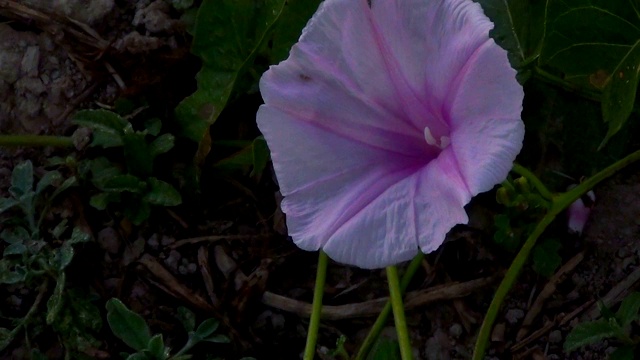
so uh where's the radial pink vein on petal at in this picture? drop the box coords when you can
[257,106,424,268]
[370,0,494,114]
[260,0,439,156]
[447,40,525,196]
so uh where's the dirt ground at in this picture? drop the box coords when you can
[1,1,639,359]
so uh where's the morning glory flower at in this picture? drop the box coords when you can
[257,0,524,268]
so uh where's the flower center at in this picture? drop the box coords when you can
[423,125,450,149]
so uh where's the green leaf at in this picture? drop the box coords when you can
[125,353,150,360]
[122,125,154,178]
[143,178,182,206]
[35,170,62,194]
[90,192,120,210]
[69,227,91,245]
[101,175,147,193]
[174,0,287,162]
[0,270,25,284]
[564,319,618,352]
[616,292,640,327]
[10,161,33,198]
[50,244,74,271]
[106,298,152,352]
[600,39,640,148]
[1,227,30,244]
[145,334,168,360]
[475,0,545,81]
[3,243,27,256]
[268,0,322,63]
[124,199,151,225]
[194,318,219,339]
[540,0,640,87]
[0,198,19,213]
[202,334,230,343]
[251,136,270,180]
[532,238,562,277]
[367,338,401,360]
[149,134,175,157]
[177,307,196,332]
[50,219,68,239]
[49,176,78,202]
[0,327,14,352]
[46,273,66,324]
[73,109,128,148]
[145,118,162,137]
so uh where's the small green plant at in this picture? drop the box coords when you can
[73,109,182,225]
[493,176,561,276]
[564,292,640,359]
[0,160,98,356]
[106,299,231,360]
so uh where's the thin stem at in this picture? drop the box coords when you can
[0,135,74,148]
[386,266,413,360]
[473,148,640,359]
[303,250,329,360]
[533,67,601,102]
[355,253,424,360]
[472,212,555,359]
[511,163,554,200]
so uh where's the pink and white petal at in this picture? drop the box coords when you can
[414,149,473,253]
[257,106,423,265]
[447,40,525,195]
[322,174,423,268]
[370,0,494,107]
[260,0,437,147]
[260,59,430,158]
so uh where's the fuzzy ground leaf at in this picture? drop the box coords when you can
[616,291,640,327]
[73,109,128,148]
[46,273,66,325]
[35,171,62,194]
[174,0,286,163]
[564,318,619,352]
[143,178,181,206]
[10,160,33,197]
[106,298,152,352]
[1,227,30,244]
[0,198,18,213]
[122,127,153,178]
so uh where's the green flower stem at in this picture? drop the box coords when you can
[355,253,424,360]
[0,135,74,148]
[511,163,554,201]
[304,250,329,360]
[387,266,413,360]
[473,148,640,360]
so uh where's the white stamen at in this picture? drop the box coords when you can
[424,126,438,146]
[440,136,450,148]
[424,126,450,149]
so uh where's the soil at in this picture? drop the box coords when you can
[1,1,640,360]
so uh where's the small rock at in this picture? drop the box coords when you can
[160,235,175,246]
[97,227,121,254]
[448,323,463,338]
[147,234,160,249]
[20,46,40,77]
[164,250,182,271]
[548,330,562,344]
[505,308,525,325]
